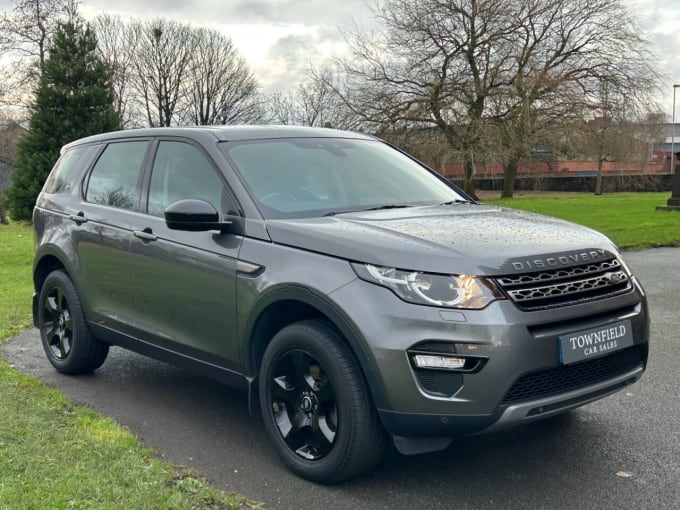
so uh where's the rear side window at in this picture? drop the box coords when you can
[43,146,91,194]
[85,141,148,210]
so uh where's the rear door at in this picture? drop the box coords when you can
[73,139,151,334]
[127,138,242,369]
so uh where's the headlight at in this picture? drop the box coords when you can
[352,263,503,309]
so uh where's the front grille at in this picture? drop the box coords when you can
[500,345,645,405]
[496,259,632,311]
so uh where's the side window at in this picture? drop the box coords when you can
[147,141,227,217]
[86,141,148,210]
[43,145,91,194]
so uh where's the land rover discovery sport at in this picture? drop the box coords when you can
[32,126,649,483]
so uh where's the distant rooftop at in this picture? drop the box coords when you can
[652,143,680,153]
[0,121,28,164]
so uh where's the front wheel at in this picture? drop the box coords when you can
[38,270,109,374]
[259,320,385,483]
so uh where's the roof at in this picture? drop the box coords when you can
[63,125,375,151]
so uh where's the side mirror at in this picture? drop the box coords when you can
[164,199,232,232]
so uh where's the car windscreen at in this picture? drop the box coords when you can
[219,137,467,219]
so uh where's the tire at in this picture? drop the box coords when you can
[259,319,386,483]
[38,270,109,374]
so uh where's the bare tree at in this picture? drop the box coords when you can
[563,83,653,195]
[0,0,79,109]
[130,18,194,127]
[181,27,263,125]
[331,0,523,197]
[269,68,362,130]
[294,70,343,127]
[269,90,296,125]
[269,83,336,127]
[329,0,660,198]
[591,84,627,195]
[93,18,264,127]
[493,0,659,196]
[91,14,139,127]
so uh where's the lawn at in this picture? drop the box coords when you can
[0,222,261,510]
[482,192,680,250]
[0,192,677,507]
[0,222,33,339]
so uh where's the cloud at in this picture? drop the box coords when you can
[626,0,680,110]
[259,32,329,93]
[228,0,370,26]
[81,0,371,28]
[48,0,680,106]
[268,34,314,61]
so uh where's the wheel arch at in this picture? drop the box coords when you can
[32,250,72,327]
[34,252,69,291]
[243,286,387,412]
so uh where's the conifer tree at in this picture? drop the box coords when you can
[7,20,120,220]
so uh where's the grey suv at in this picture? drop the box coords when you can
[32,126,649,483]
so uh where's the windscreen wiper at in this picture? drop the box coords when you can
[323,204,412,217]
[359,204,413,212]
[439,199,476,205]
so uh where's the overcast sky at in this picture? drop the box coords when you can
[77,0,375,94]
[2,0,679,114]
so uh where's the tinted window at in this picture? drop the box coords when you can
[86,141,148,210]
[147,141,226,217]
[220,138,463,218]
[43,146,91,194]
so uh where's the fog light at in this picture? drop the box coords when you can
[413,354,466,370]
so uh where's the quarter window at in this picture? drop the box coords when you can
[86,141,148,210]
[147,141,226,217]
[43,146,92,194]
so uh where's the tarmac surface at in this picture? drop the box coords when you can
[3,247,679,509]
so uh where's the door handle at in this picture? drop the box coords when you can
[68,212,88,224]
[133,229,158,242]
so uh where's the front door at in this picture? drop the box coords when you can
[127,139,242,368]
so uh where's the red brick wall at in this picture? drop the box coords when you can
[441,160,666,177]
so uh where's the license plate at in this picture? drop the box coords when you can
[559,320,634,365]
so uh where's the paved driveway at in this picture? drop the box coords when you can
[3,248,679,509]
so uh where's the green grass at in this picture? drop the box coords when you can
[0,222,33,339]
[482,192,680,250]
[0,223,262,509]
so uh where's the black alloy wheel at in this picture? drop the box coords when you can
[259,320,385,483]
[269,349,339,461]
[38,270,109,374]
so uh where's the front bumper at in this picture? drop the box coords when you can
[379,359,643,437]
[328,276,649,443]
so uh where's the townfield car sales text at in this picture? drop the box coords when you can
[567,325,627,356]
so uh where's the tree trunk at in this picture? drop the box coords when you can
[502,158,519,198]
[595,158,604,195]
[463,159,478,199]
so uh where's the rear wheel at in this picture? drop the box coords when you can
[259,320,385,483]
[38,270,109,374]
